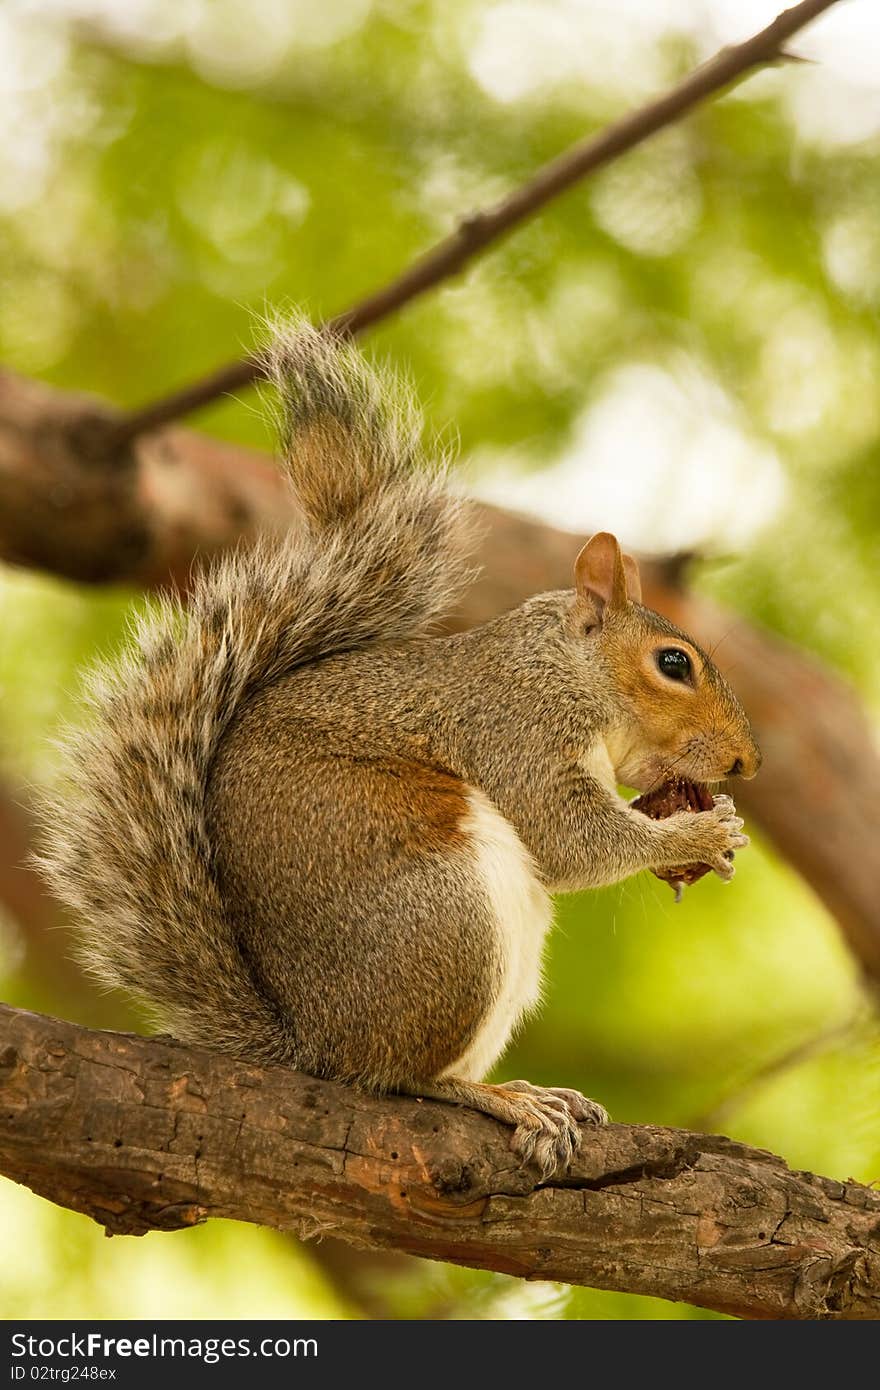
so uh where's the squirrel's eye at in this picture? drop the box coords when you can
[656,648,692,682]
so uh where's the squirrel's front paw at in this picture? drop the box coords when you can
[704,794,750,879]
[656,793,749,882]
[498,1080,608,1179]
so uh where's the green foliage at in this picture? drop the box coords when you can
[1,0,878,1321]
[0,1182,352,1320]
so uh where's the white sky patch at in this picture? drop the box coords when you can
[466,0,692,104]
[0,10,71,211]
[29,0,184,47]
[466,0,880,148]
[6,0,879,160]
[183,0,374,89]
[756,302,846,439]
[474,359,786,554]
[27,0,374,63]
[786,67,880,150]
[590,132,702,258]
[823,210,880,306]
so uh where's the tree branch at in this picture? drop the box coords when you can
[104,0,842,445]
[1,1004,877,1320]
[2,366,880,981]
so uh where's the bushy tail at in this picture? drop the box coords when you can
[36,320,474,1062]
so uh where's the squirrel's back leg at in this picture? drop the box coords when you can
[404,1077,607,1180]
[208,693,608,1175]
[208,700,515,1082]
[398,787,609,1179]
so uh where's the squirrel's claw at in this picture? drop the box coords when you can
[712,853,737,882]
[500,1079,608,1179]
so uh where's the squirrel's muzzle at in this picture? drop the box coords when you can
[729,741,762,780]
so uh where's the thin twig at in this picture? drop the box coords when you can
[107,0,840,447]
[693,1006,868,1133]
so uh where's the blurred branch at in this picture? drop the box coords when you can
[0,369,285,586]
[650,587,880,985]
[301,1238,432,1321]
[105,0,842,445]
[0,790,56,949]
[0,786,126,1024]
[692,1008,868,1134]
[2,1004,878,1321]
[2,367,880,980]
[463,552,880,987]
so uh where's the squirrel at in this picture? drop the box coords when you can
[38,320,760,1178]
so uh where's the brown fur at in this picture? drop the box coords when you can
[36,318,761,1175]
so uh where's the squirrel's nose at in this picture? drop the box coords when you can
[729,744,762,780]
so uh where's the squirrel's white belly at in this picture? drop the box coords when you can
[441,787,553,1083]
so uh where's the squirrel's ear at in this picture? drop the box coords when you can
[621,551,642,604]
[575,532,630,616]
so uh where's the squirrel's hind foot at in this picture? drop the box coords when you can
[502,1079,608,1178]
[409,1076,607,1179]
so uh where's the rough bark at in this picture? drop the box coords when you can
[1,1005,877,1320]
[2,367,878,981]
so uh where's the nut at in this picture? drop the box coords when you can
[631,778,729,897]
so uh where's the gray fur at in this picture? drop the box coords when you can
[36,320,759,1167]
[36,321,474,1065]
